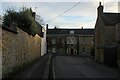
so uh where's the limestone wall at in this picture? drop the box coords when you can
[95,16,105,63]
[78,36,94,54]
[116,22,120,68]
[2,27,41,78]
[0,25,2,80]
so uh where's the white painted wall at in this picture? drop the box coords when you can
[41,26,47,56]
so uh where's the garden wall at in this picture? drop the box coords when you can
[2,27,42,78]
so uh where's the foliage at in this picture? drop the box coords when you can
[3,7,38,36]
[3,9,18,27]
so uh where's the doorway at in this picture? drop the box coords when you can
[104,46,117,67]
[71,49,74,55]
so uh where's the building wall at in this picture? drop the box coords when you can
[95,16,117,65]
[41,27,47,56]
[95,16,105,63]
[116,22,120,68]
[47,35,66,54]
[47,34,94,55]
[104,26,116,46]
[2,27,41,78]
[78,35,94,55]
[57,37,66,54]
[95,2,119,67]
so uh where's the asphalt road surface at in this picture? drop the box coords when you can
[52,55,119,80]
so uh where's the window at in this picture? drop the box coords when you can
[70,30,74,34]
[52,48,56,53]
[67,37,77,44]
[92,41,94,44]
[83,48,85,52]
[61,39,65,45]
[82,42,86,45]
[52,39,56,44]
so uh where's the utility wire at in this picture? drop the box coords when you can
[47,2,81,22]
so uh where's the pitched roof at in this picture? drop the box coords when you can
[47,29,94,35]
[101,13,120,26]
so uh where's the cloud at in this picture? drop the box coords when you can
[1,0,82,2]
[104,2,118,12]
[1,1,119,29]
[1,2,30,14]
[39,2,98,28]
[0,2,2,14]
[1,0,119,2]
[34,2,98,22]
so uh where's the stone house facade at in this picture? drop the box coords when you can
[116,22,120,68]
[47,27,94,56]
[95,2,120,67]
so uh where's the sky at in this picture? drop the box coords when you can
[0,0,119,29]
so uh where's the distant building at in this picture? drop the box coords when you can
[47,27,94,56]
[95,2,120,67]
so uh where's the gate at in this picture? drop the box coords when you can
[104,46,117,68]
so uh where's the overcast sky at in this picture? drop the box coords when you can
[0,0,119,29]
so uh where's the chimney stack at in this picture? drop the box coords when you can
[46,24,48,34]
[32,12,36,19]
[97,2,103,16]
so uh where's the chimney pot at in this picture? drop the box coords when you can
[97,2,103,16]
[99,2,101,6]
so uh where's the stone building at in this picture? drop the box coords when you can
[116,22,120,68]
[47,27,94,56]
[95,2,120,67]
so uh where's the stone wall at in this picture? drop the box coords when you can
[47,36,66,54]
[2,27,42,78]
[95,16,105,63]
[117,44,120,68]
[116,22,120,68]
[104,26,116,46]
[0,25,2,80]
[78,35,94,55]
[95,16,118,66]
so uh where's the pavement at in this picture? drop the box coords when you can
[52,55,120,80]
[6,54,52,80]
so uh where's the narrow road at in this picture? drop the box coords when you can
[4,54,119,80]
[52,55,119,79]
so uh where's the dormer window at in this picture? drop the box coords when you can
[52,39,56,44]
